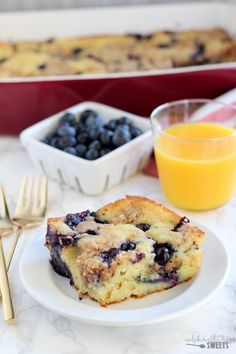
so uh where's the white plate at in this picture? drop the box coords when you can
[19,223,228,326]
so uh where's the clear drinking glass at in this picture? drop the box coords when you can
[150,99,236,210]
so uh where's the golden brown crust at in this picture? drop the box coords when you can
[215,42,236,62]
[96,195,179,222]
[96,195,204,235]
[0,27,235,77]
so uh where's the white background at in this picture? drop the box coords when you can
[0,0,216,12]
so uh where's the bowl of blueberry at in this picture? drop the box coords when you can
[20,101,152,195]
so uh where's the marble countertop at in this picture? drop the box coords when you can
[0,136,236,354]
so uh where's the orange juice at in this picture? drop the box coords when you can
[154,122,236,210]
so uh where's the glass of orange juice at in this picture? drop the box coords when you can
[150,99,236,210]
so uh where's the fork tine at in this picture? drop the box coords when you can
[14,176,27,213]
[0,186,10,220]
[40,176,48,215]
[0,185,10,219]
[3,189,11,220]
[32,176,41,212]
[0,186,5,217]
[27,176,34,209]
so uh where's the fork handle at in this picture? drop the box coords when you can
[0,237,15,323]
[0,227,23,301]
[6,226,23,271]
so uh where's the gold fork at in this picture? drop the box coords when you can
[5,176,48,274]
[0,186,15,323]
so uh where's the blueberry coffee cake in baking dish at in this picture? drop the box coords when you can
[0,27,236,77]
[45,196,205,306]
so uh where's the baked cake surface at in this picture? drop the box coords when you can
[45,196,204,306]
[0,28,235,77]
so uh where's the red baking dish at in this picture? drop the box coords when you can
[1,1,236,135]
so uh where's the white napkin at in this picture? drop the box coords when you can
[190,88,236,127]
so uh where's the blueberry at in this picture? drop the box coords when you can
[80,109,97,124]
[100,148,112,157]
[89,140,102,150]
[172,217,190,232]
[118,116,132,126]
[45,132,57,140]
[133,253,145,263]
[157,43,172,48]
[77,132,89,144]
[85,148,99,160]
[112,127,131,147]
[72,47,82,55]
[42,137,50,144]
[59,112,77,126]
[38,63,47,70]
[129,33,153,40]
[76,144,87,157]
[76,123,87,134]
[64,210,90,229]
[128,54,139,60]
[137,270,178,284]
[50,254,71,277]
[120,241,136,251]
[88,126,104,140]
[58,136,77,148]
[117,124,130,130]
[85,115,104,130]
[95,115,105,127]
[136,223,150,231]
[86,229,97,235]
[100,130,113,145]
[130,127,143,138]
[46,37,55,44]
[50,137,60,148]
[161,270,178,285]
[105,119,118,131]
[153,243,174,265]
[101,248,119,265]
[154,247,171,265]
[42,132,56,145]
[191,43,205,63]
[63,147,77,155]
[58,124,76,137]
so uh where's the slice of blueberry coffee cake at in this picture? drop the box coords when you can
[45,196,204,306]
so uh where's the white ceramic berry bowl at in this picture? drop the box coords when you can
[20,101,152,195]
